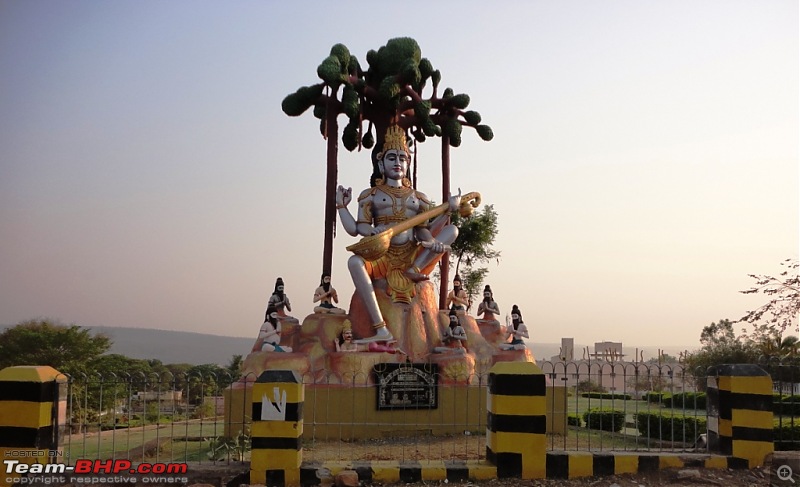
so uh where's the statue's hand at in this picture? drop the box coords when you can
[336,185,352,208]
[448,188,462,212]
[421,239,449,254]
[371,224,389,235]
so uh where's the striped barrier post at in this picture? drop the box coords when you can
[706,364,773,468]
[0,366,67,487]
[250,370,304,487]
[486,361,546,479]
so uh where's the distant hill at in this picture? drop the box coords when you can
[0,324,254,366]
[0,324,694,366]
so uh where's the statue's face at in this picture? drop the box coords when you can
[484,291,491,299]
[453,279,461,288]
[323,276,331,284]
[511,313,520,322]
[277,285,284,292]
[449,316,458,326]
[380,150,409,180]
[343,329,353,341]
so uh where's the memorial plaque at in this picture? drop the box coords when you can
[374,363,438,410]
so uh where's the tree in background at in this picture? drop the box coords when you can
[282,37,493,303]
[0,319,111,375]
[683,319,759,389]
[739,258,799,357]
[448,204,500,310]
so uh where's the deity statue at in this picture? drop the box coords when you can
[476,284,500,324]
[268,277,297,323]
[336,124,463,343]
[434,309,468,354]
[313,273,346,314]
[500,304,529,351]
[445,274,469,312]
[253,305,293,353]
[334,320,404,354]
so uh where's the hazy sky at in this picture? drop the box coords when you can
[1,1,797,351]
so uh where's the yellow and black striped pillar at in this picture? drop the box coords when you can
[0,366,67,487]
[486,361,546,479]
[250,370,304,487]
[706,364,773,468]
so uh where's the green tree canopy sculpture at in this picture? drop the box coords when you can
[282,37,493,280]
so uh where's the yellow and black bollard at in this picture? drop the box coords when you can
[707,364,773,468]
[486,361,546,479]
[250,370,304,487]
[0,366,67,487]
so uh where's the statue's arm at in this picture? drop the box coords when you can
[518,324,530,339]
[336,185,360,236]
[312,287,324,303]
[285,295,292,312]
[331,288,339,304]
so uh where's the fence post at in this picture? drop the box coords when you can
[486,361,546,479]
[250,370,303,487]
[0,366,68,487]
[706,364,773,468]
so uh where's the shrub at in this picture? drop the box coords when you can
[635,412,706,443]
[644,392,668,403]
[774,395,800,416]
[567,414,582,427]
[583,408,625,432]
[663,392,706,410]
[774,419,800,451]
[580,392,632,401]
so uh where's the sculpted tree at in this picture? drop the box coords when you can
[282,37,493,294]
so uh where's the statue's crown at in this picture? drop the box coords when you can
[341,319,353,332]
[379,124,408,158]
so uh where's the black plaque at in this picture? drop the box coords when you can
[374,363,438,410]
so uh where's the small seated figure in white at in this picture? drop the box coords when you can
[434,309,468,354]
[268,277,298,323]
[476,284,500,325]
[334,320,404,354]
[445,274,469,312]
[313,273,346,314]
[500,304,529,351]
[254,305,293,353]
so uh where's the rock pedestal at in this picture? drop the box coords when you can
[237,280,533,385]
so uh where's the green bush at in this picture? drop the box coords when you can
[774,395,800,416]
[567,414,582,427]
[635,412,706,443]
[583,409,625,432]
[774,419,800,451]
[580,392,632,400]
[663,392,706,410]
[645,392,668,403]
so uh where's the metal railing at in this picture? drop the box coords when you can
[56,360,799,463]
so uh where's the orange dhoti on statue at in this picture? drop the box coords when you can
[363,241,422,304]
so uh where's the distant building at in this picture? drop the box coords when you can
[546,337,691,394]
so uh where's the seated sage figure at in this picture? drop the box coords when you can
[313,273,346,314]
[254,305,293,353]
[476,284,500,325]
[445,274,469,312]
[268,277,298,323]
[433,309,468,354]
[336,124,461,343]
[500,304,529,351]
